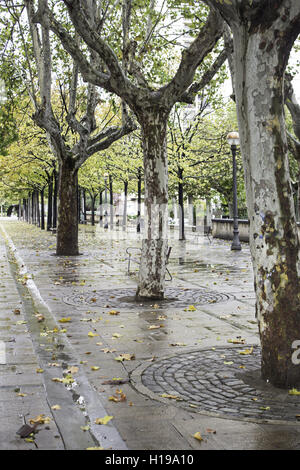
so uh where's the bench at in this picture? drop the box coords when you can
[126,246,172,281]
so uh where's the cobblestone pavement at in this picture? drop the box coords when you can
[1,218,300,450]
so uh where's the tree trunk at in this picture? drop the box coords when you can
[178,168,185,240]
[53,169,58,229]
[206,198,212,227]
[83,189,87,223]
[99,191,103,227]
[41,189,45,230]
[137,167,142,233]
[297,162,300,222]
[136,111,169,299]
[36,190,40,227]
[91,193,95,226]
[23,199,27,222]
[77,187,81,223]
[122,180,128,230]
[233,20,300,388]
[109,175,114,229]
[56,158,79,256]
[47,174,53,231]
[188,195,194,226]
[31,192,35,224]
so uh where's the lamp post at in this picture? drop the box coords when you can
[227,132,241,251]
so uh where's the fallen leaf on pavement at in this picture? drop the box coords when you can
[109,389,127,402]
[108,310,120,315]
[193,432,203,442]
[95,416,113,425]
[227,338,245,344]
[160,393,182,401]
[289,388,300,395]
[86,447,104,450]
[29,414,51,425]
[81,425,90,431]
[114,354,135,362]
[239,347,253,355]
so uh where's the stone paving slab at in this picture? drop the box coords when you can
[1,219,300,450]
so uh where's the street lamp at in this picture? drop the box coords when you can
[227,132,241,251]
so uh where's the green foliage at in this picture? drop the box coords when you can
[168,100,246,213]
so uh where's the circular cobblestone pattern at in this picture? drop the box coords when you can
[62,287,232,309]
[140,346,300,423]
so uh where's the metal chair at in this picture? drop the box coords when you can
[126,246,172,281]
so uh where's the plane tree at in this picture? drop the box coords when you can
[40,0,229,298]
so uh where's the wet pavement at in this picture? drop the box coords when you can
[1,217,300,450]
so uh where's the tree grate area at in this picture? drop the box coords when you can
[140,346,300,423]
[62,287,233,310]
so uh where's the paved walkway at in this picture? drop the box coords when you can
[0,218,300,450]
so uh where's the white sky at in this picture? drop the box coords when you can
[221,51,300,102]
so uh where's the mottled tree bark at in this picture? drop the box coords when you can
[136,110,169,299]
[205,0,300,387]
[56,158,79,256]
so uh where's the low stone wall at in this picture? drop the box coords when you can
[212,218,250,242]
[212,218,300,242]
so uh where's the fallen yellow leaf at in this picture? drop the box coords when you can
[193,432,203,442]
[239,347,253,355]
[114,354,135,362]
[160,393,182,401]
[108,310,120,315]
[289,388,300,395]
[29,414,51,425]
[86,447,104,450]
[95,416,113,425]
